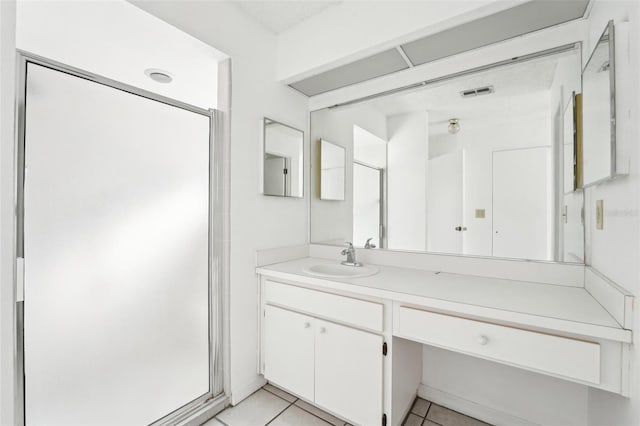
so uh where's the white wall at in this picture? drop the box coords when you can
[583,2,640,425]
[130,1,310,404]
[354,125,387,168]
[276,0,507,82]
[310,106,387,246]
[422,346,589,426]
[0,1,17,424]
[17,0,224,109]
[387,112,428,251]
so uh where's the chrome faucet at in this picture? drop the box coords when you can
[341,242,362,267]
[364,238,376,249]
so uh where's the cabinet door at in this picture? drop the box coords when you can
[263,305,315,401]
[315,319,383,426]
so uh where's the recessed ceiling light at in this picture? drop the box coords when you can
[144,68,173,84]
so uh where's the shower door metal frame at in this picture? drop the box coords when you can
[14,50,226,426]
[353,160,385,249]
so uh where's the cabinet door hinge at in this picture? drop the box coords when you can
[382,413,387,426]
[382,342,387,356]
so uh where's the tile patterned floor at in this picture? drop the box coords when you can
[202,384,491,426]
[202,384,351,426]
[403,397,491,426]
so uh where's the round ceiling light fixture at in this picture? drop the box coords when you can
[144,68,173,84]
[448,118,460,134]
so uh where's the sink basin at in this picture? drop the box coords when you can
[303,263,379,278]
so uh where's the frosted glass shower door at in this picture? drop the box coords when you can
[23,63,212,425]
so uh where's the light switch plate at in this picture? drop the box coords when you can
[475,209,486,219]
[596,200,604,230]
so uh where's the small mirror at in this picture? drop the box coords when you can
[320,139,346,200]
[582,20,615,186]
[263,118,304,198]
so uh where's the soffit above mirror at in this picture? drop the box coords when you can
[289,0,590,97]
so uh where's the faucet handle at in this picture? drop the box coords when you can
[341,242,354,256]
[365,238,376,249]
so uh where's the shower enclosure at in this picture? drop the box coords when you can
[16,52,224,425]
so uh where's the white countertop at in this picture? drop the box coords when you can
[256,257,632,343]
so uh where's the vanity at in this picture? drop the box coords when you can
[256,250,633,426]
[255,18,633,426]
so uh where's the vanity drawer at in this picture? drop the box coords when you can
[396,306,600,384]
[264,280,383,332]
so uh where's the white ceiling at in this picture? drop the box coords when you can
[234,1,342,34]
[18,1,226,109]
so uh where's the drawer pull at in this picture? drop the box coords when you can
[477,335,489,346]
[319,327,327,334]
[304,322,311,329]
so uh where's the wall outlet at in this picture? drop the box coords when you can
[596,200,604,230]
[475,209,486,219]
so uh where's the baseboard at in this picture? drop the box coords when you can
[230,376,267,406]
[418,384,537,426]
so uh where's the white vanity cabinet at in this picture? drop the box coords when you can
[257,257,633,426]
[261,280,386,426]
[314,318,383,426]
[263,305,315,401]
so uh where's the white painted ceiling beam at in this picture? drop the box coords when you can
[275,0,523,84]
[308,18,588,111]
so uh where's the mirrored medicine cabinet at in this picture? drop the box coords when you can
[582,20,617,187]
[262,118,304,198]
[310,40,604,264]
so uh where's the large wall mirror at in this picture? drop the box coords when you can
[311,45,587,263]
[263,118,304,198]
[319,139,346,201]
[582,20,616,186]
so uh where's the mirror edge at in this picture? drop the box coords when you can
[581,19,617,188]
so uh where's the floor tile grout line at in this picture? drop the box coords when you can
[214,416,230,426]
[214,387,295,426]
[424,400,433,420]
[260,385,338,426]
[264,400,296,426]
[293,400,345,426]
[262,384,298,405]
